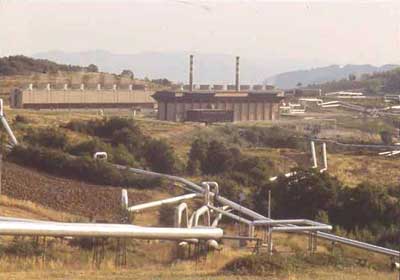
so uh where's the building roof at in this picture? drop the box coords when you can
[152,90,284,103]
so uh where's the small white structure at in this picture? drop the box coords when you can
[93,152,108,161]
[325,91,364,98]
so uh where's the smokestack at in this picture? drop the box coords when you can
[189,54,194,92]
[235,56,240,92]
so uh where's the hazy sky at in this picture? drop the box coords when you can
[1,0,400,66]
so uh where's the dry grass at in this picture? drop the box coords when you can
[0,195,82,222]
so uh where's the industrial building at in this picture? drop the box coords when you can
[152,56,284,122]
[10,84,155,109]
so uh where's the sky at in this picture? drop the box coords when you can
[1,0,400,67]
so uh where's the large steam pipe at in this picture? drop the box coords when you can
[174,202,189,228]
[320,142,328,172]
[128,193,201,212]
[115,164,400,257]
[311,141,318,168]
[0,99,18,146]
[0,220,223,240]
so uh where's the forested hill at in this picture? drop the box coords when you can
[0,55,98,76]
[308,66,400,94]
[266,64,399,89]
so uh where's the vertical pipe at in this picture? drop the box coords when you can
[189,55,194,92]
[235,56,240,92]
[121,189,128,209]
[311,141,317,168]
[322,142,328,171]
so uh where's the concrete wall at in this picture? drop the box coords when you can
[158,100,280,122]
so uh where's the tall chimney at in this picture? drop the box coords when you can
[189,54,194,92]
[235,56,240,92]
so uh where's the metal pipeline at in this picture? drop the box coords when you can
[192,205,211,227]
[174,203,189,228]
[0,220,223,240]
[311,141,318,168]
[320,142,328,173]
[0,99,18,146]
[116,164,400,257]
[128,193,201,212]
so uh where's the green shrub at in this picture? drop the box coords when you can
[14,115,30,123]
[8,145,163,189]
[143,139,182,174]
[23,127,68,150]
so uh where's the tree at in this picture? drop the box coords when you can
[121,70,134,79]
[187,138,208,175]
[143,139,180,174]
[380,130,393,145]
[86,64,99,73]
[254,169,341,219]
[203,140,235,175]
[348,73,356,81]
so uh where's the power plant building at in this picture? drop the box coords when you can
[152,55,284,122]
[152,90,283,122]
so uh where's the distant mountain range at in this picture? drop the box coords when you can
[33,50,329,85]
[265,64,399,89]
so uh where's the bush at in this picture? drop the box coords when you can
[8,145,163,189]
[23,128,68,150]
[14,115,30,123]
[68,138,112,157]
[253,169,341,220]
[143,139,182,174]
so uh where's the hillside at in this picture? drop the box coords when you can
[266,64,399,89]
[0,55,97,76]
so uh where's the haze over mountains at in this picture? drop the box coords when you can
[34,50,398,88]
[34,50,328,85]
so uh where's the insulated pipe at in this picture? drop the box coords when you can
[211,206,230,227]
[208,205,252,225]
[116,164,400,257]
[128,193,201,212]
[253,219,329,227]
[272,226,332,232]
[174,203,189,228]
[0,220,223,240]
[311,141,318,168]
[193,205,211,227]
[320,142,328,172]
[0,100,18,146]
[121,189,128,209]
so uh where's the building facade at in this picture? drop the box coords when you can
[152,90,284,122]
[10,87,155,109]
